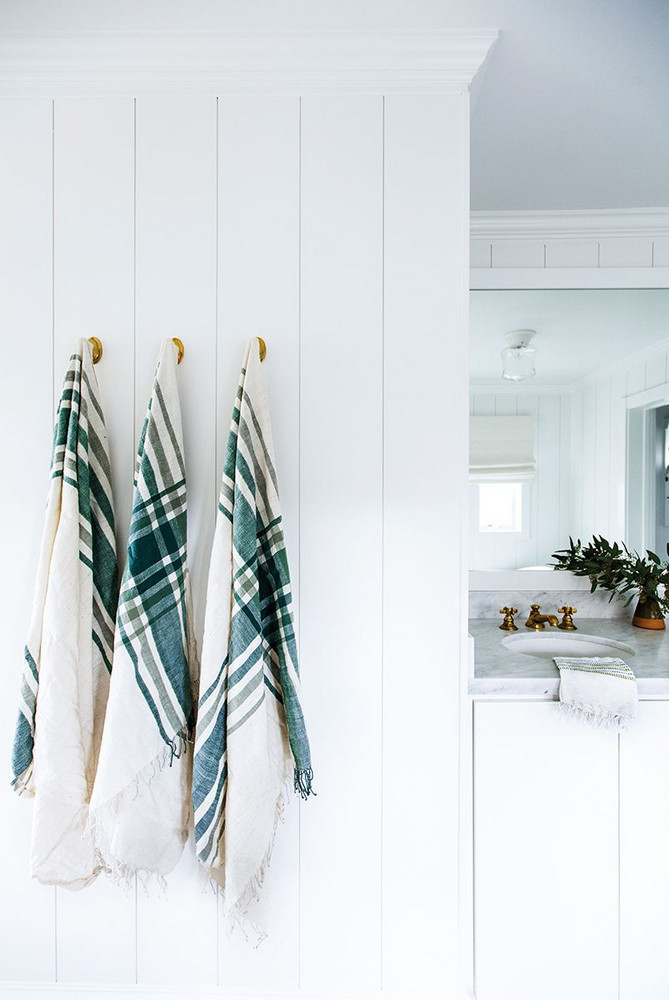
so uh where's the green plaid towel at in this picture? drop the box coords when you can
[90,339,198,886]
[12,340,118,888]
[192,338,313,939]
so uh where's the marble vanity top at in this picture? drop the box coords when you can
[469,617,669,698]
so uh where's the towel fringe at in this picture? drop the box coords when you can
[559,700,628,731]
[294,766,315,800]
[88,729,190,891]
[216,780,291,948]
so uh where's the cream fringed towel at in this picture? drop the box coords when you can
[90,339,198,886]
[12,340,118,889]
[192,338,313,941]
[555,656,638,730]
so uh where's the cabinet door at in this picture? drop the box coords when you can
[620,702,669,1000]
[474,701,619,1000]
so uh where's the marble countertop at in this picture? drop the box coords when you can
[469,617,669,698]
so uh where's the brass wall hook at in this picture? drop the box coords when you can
[87,337,103,364]
[257,337,267,363]
[172,338,185,364]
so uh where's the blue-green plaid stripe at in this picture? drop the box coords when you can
[193,354,313,867]
[12,344,118,791]
[115,342,192,750]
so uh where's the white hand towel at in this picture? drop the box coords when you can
[554,656,638,730]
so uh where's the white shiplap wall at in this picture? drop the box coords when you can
[469,389,571,570]
[571,351,669,548]
[0,88,471,999]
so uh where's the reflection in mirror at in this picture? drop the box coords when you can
[469,289,669,572]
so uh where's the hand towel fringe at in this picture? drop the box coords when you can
[558,700,628,731]
[88,727,190,890]
[294,767,315,800]
[221,781,290,948]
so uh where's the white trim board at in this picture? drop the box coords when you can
[0,990,457,1000]
[0,29,498,95]
[471,267,669,289]
[625,381,669,411]
[471,209,669,240]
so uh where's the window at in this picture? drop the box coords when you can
[478,482,523,533]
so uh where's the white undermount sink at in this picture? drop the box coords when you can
[501,630,636,660]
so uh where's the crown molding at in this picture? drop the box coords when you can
[0,29,498,96]
[471,208,669,240]
[574,333,669,391]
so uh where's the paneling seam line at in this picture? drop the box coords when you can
[297,93,303,993]
[380,91,385,994]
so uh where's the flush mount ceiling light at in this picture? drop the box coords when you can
[501,329,536,381]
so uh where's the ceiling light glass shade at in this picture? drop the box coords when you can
[501,329,536,381]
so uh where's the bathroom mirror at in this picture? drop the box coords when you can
[469,288,669,575]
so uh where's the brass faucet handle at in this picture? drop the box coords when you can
[499,607,519,632]
[557,606,578,631]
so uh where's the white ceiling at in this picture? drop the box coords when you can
[1,0,668,211]
[470,289,669,384]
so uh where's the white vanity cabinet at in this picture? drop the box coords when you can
[619,703,669,1000]
[474,699,669,1000]
[474,701,619,1000]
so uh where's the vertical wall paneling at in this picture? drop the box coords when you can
[216,96,301,989]
[52,97,137,984]
[581,385,598,539]
[558,392,572,543]
[133,97,218,988]
[536,393,562,562]
[299,96,383,991]
[570,387,585,533]
[0,97,55,982]
[620,703,669,1000]
[627,362,646,397]
[383,94,467,995]
[493,394,517,416]
[609,372,628,538]
[645,354,667,390]
[514,393,539,570]
[594,379,612,534]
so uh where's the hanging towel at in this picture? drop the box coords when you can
[12,340,118,889]
[554,656,638,730]
[192,338,313,940]
[90,339,197,887]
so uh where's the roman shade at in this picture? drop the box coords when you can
[469,415,536,483]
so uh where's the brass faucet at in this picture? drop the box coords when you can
[525,604,559,630]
